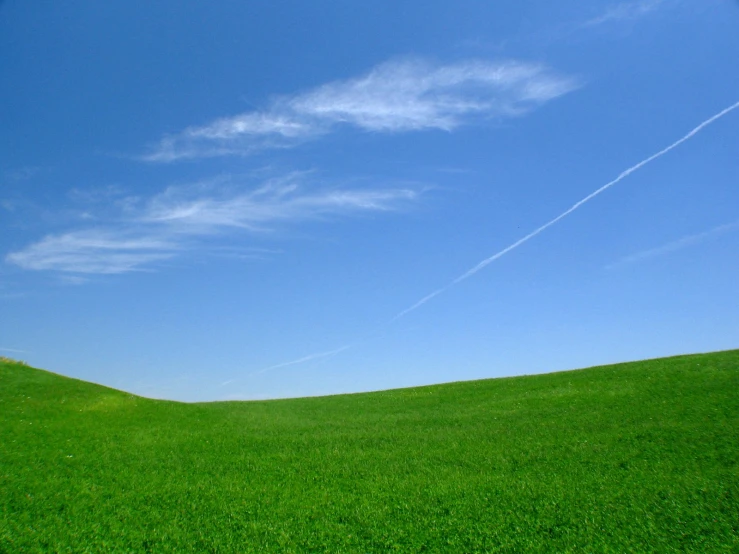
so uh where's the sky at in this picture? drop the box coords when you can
[1,0,737,401]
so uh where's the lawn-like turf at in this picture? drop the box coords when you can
[1,351,737,552]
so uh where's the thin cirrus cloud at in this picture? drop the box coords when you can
[6,175,421,275]
[5,230,179,275]
[144,175,419,230]
[583,0,668,27]
[143,58,580,162]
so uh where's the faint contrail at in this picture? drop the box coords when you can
[249,344,353,376]
[607,219,739,268]
[246,99,739,377]
[393,99,739,320]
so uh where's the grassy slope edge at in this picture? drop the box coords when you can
[1,351,738,553]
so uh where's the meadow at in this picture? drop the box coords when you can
[1,350,737,552]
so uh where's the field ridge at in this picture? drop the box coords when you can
[1,350,738,552]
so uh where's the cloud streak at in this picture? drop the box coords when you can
[6,231,178,274]
[144,175,418,231]
[143,58,579,161]
[583,0,667,27]
[393,99,739,320]
[608,220,739,268]
[6,174,421,275]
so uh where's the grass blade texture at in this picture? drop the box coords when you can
[1,350,738,552]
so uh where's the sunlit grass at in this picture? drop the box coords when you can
[1,350,737,552]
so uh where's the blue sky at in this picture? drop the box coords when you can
[1,0,737,401]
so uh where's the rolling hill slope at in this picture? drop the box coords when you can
[1,351,738,552]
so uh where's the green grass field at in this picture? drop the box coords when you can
[1,351,738,552]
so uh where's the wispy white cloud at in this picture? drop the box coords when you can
[287,60,576,131]
[608,221,739,268]
[6,230,177,274]
[583,0,667,27]
[5,174,421,275]
[143,58,579,162]
[144,174,418,231]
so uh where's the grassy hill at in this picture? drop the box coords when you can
[1,351,737,552]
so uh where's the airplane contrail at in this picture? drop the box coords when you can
[393,99,739,320]
[607,219,739,269]
[249,344,353,376]
[246,99,739,377]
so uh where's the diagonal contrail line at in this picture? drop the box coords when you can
[241,99,739,379]
[392,100,739,320]
[248,344,353,377]
[0,347,27,353]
